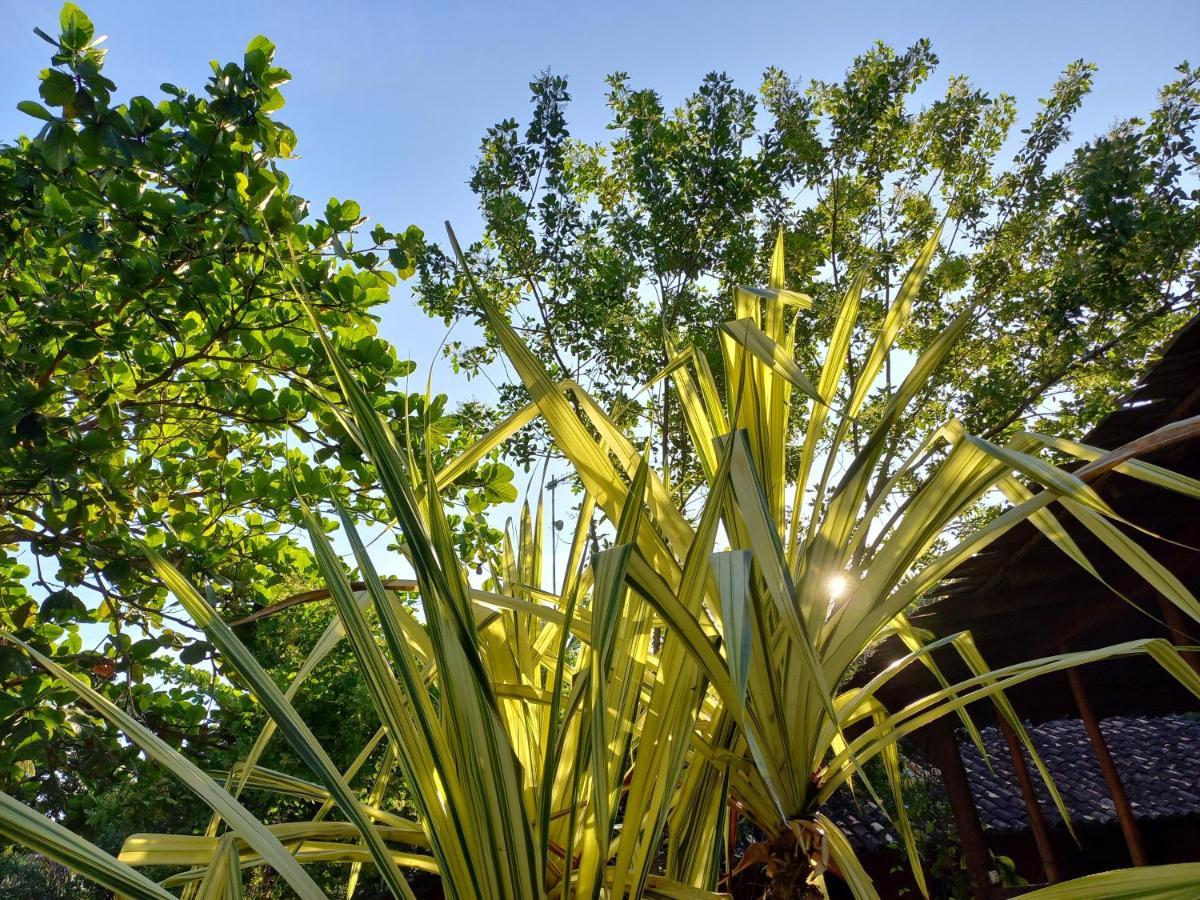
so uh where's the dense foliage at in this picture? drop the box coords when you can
[0,4,512,822]
[419,49,1199,505]
[3,6,1200,900]
[3,222,1199,900]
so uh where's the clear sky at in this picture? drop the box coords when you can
[2,0,1196,625]
[3,0,1198,409]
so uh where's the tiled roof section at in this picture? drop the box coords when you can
[960,715,1200,834]
[821,788,899,852]
[822,715,1200,851]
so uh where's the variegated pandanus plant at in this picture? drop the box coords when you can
[444,221,1200,899]
[2,222,1199,900]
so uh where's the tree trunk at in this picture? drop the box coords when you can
[760,828,824,899]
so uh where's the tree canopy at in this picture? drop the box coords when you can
[419,46,1198,505]
[2,7,1199,899]
[0,4,513,808]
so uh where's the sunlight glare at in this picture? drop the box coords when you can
[827,573,849,601]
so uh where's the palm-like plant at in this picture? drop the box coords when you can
[449,223,1200,897]
[2,222,1199,900]
[0,287,732,899]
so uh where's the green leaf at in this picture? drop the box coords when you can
[42,184,72,219]
[39,589,84,623]
[17,100,54,121]
[39,69,77,108]
[179,640,211,665]
[712,551,752,703]
[59,3,95,51]
[813,813,881,900]
[0,790,176,900]
[1020,863,1200,899]
[719,317,825,407]
[388,247,416,279]
[247,34,277,61]
[40,120,74,171]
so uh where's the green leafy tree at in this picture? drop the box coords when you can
[0,4,512,810]
[418,46,1198,508]
[0,848,104,900]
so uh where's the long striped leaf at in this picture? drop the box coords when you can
[0,790,178,900]
[143,550,417,900]
[0,632,328,900]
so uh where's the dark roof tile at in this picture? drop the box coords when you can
[823,715,1200,850]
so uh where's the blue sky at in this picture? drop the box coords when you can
[2,0,1196,625]
[3,0,1198,408]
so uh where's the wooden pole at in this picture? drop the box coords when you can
[1063,660,1148,866]
[995,715,1060,883]
[928,718,994,899]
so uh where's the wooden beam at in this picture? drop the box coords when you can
[960,414,1200,603]
[995,714,1059,883]
[927,718,995,899]
[1064,659,1149,866]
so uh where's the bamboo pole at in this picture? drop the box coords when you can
[928,718,995,899]
[995,715,1060,883]
[1063,659,1148,866]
